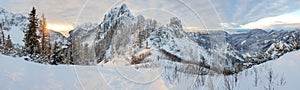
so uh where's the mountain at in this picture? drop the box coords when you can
[67,4,300,74]
[67,4,244,74]
[67,4,212,67]
[228,29,300,61]
[1,4,300,75]
[190,29,300,73]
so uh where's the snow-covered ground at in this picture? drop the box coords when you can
[201,49,300,90]
[235,49,300,90]
[1,50,300,90]
[0,55,167,90]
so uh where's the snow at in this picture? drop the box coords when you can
[4,25,25,45]
[0,54,167,90]
[241,40,246,45]
[1,4,299,89]
[227,50,300,90]
[1,49,300,89]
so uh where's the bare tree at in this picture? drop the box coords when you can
[234,73,238,86]
[267,69,274,90]
[280,74,286,86]
[208,76,215,90]
[224,76,232,90]
[254,67,258,87]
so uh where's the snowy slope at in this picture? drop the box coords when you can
[206,50,300,90]
[1,50,299,90]
[0,55,168,90]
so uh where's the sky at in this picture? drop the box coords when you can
[1,0,300,32]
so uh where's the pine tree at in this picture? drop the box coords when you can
[0,31,3,46]
[64,42,73,64]
[0,24,4,46]
[45,40,52,63]
[1,31,4,45]
[0,35,2,46]
[6,35,13,48]
[24,7,40,55]
[40,14,50,56]
[50,42,63,65]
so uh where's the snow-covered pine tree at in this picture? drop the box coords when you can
[24,7,41,56]
[50,42,63,65]
[45,39,52,63]
[291,33,299,50]
[0,24,4,46]
[0,23,3,54]
[64,42,73,64]
[5,35,13,48]
[67,48,73,64]
[1,31,4,46]
[0,31,3,46]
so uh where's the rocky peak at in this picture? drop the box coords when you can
[118,4,132,17]
[169,17,182,29]
[100,4,134,32]
[102,4,133,22]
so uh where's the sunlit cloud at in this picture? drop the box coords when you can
[46,24,74,31]
[241,10,300,29]
[183,26,202,31]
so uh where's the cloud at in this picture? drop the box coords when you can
[208,0,300,30]
[1,0,300,31]
[241,12,300,29]
[271,23,300,29]
[220,23,240,29]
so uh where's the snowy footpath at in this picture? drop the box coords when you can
[1,50,300,90]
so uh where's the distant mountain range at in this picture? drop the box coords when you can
[1,4,300,74]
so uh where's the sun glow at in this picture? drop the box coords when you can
[46,24,74,31]
[46,24,74,36]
